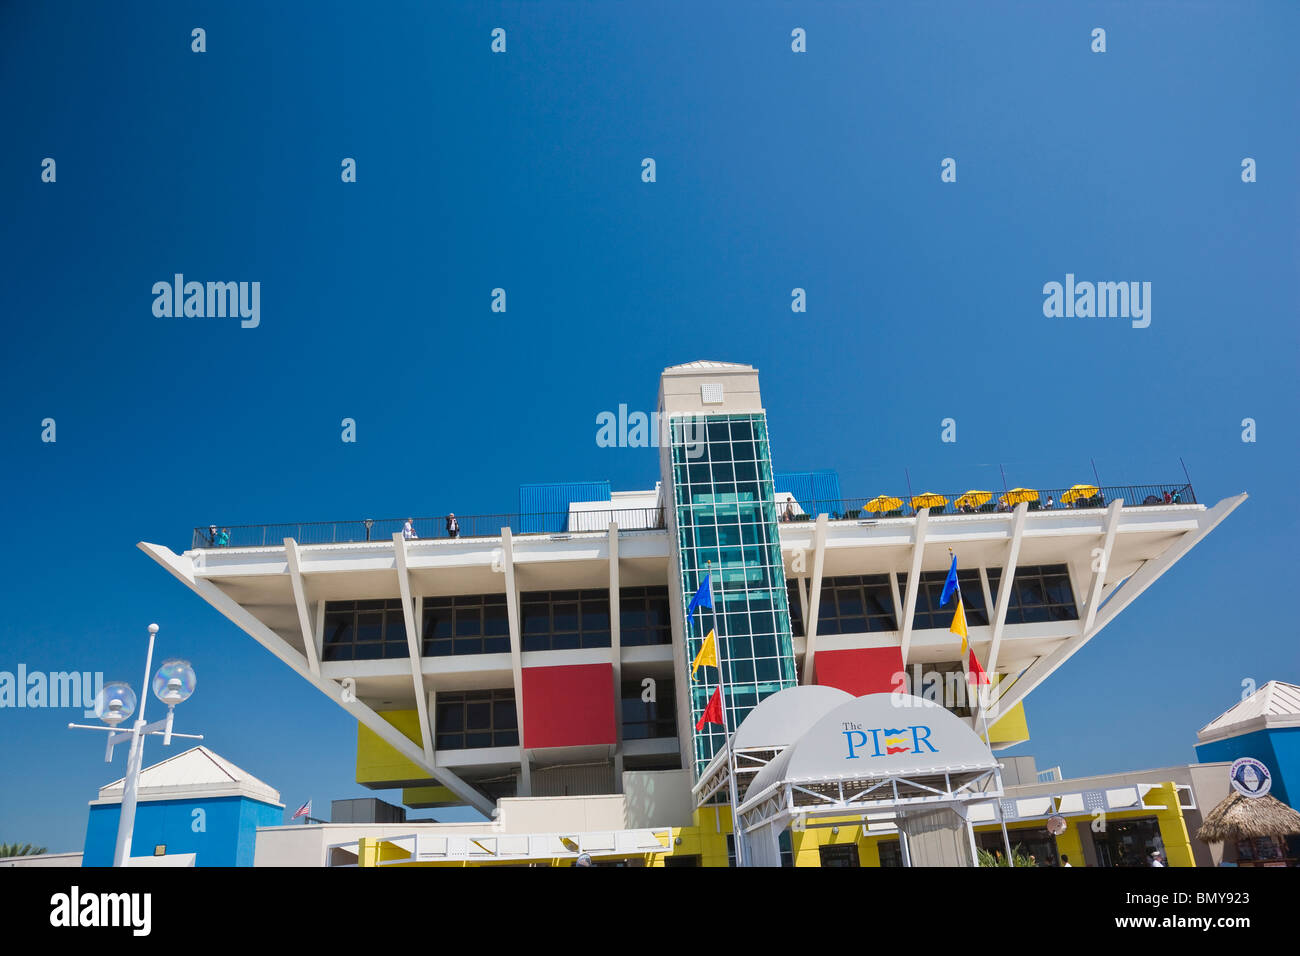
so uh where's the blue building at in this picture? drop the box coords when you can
[1195,681,1300,808]
[83,746,283,867]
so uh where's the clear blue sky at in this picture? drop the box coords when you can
[1,1,1296,852]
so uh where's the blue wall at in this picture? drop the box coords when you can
[519,481,612,532]
[83,795,281,867]
[773,470,842,508]
[1195,727,1300,808]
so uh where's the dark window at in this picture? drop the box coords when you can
[322,599,410,661]
[987,565,1079,624]
[789,574,898,636]
[779,830,794,868]
[521,589,611,651]
[878,839,904,867]
[619,586,672,646]
[621,678,677,740]
[435,689,518,750]
[898,568,990,630]
[421,594,510,657]
[818,844,860,867]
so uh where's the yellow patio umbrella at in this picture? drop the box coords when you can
[999,487,1039,507]
[910,492,948,510]
[1060,483,1100,504]
[864,495,904,514]
[954,490,991,510]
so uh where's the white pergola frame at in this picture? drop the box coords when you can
[737,764,1003,837]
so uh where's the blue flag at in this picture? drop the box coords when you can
[686,573,713,629]
[939,554,959,607]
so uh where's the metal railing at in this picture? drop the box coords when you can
[776,482,1196,522]
[192,507,665,550]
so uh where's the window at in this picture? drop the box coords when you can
[422,594,510,657]
[898,568,991,630]
[619,586,672,646]
[788,574,897,636]
[818,844,860,867]
[779,830,794,868]
[878,839,904,867]
[987,565,1079,624]
[521,589,611,651]
[434,689,518,750]
[322,599,409,661]
[621,678,677,739]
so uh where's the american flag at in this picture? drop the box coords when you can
[291,799,311,820]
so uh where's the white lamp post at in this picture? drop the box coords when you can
[68,624,203,866]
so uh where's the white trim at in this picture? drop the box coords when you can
[283,538,321,677]
[393,534,434,765]
[984,503,1028,682]
[501,528,531,797]
[899,508,930,667]
[800,514,829,684]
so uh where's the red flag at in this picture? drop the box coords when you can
[967,649,990,685]
[695,687,724,731]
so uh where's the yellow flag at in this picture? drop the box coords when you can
[692,630,717,677]
[950,596,969,654]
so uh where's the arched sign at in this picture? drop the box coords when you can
[748,692,998,797]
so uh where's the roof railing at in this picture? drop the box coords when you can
[192,507,665,550]
[776,482,1196,522]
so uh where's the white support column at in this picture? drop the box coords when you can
[983,503,1028,681]
[608,522,624,789]
[139,542,494,815]
[1080,499,1124,636]
[313,599,326,666]
[283,539,321,677]
[992,493,1247,717]
[800,514,829,684]
[501,528,531,797]
[899,508,930,668]
[393,534,434,765]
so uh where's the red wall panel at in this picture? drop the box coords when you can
[521,663,617,749]
[814,647,904,696]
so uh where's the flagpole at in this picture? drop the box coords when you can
[946,550,1009,866]
[706,561,745,867]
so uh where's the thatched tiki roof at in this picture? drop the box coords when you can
[1197,792,1300,843]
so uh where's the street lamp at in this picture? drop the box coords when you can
[68,624,203,867]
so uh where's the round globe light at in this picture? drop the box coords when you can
[95,682,137,726]
[152,659,196,706]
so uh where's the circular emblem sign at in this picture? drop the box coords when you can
[1229,757,1271,798]
[1046,815,1067,835]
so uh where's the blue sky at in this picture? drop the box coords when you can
[1,1,1296,852]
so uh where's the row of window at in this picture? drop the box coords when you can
[787,565,1078,637]
[397,683,682,752]
[322,587,673,660]
[319,567,1077,661]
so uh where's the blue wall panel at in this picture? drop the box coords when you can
[518,481,611,533]
[82,795,280,867]
[1196,727,1300,807]
[773,470,842,509]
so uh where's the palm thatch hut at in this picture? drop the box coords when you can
[1197,791,1300,845]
